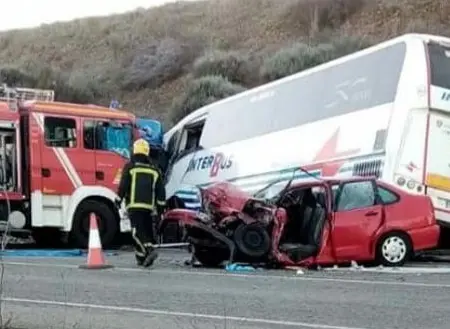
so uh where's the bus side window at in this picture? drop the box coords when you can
[166,130,180,160]
[175,121,205,160]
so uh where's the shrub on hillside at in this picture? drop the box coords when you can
[0,65,105,104]
[192,50,252,85]
[279,0,367,35]
[327,35,373,56]
[260,43,334,82]
[0,66,38,87]
[66,70,110,102]
[122,38,198,91]
[260,37,371,82]
[317,0,368,29]
[169,75,246,124]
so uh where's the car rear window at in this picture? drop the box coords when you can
[377,186,399,204]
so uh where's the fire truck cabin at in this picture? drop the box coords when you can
[0,85,136,248]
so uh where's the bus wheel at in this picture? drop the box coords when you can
[71,199,118,249]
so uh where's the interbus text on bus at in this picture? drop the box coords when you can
[186,152,233,177]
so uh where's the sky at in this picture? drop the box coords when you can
[0,0,197,31]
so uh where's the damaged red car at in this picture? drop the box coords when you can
[160,176,440,268]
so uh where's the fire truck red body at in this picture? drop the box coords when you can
[0,86,135,248]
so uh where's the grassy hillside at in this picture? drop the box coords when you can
[0,0,449,126]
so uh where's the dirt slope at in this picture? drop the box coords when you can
[0,0,448,124]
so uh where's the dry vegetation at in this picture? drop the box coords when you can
[0,0,449,127]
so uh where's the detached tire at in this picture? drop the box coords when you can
[234,223,271,258]
[376,232,412,267]
[71,199,118,249]
[194,247,227,267]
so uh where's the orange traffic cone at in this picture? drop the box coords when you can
[79,213,113,270]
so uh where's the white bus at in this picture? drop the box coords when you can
[162,33,450,236]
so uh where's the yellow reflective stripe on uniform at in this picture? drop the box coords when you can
[131,228,146,255]
[126,203,153,210]
[151,169,158,209]
[130,169,137,207]
[128,167,160,209]
[157,200,166,206]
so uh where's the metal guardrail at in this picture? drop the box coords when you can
[0,84,55,103]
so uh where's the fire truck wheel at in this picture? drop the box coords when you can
[71,199,119,249]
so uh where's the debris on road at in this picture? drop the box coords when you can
[0,235,34,246]
[225,263,256,272]
[284,266,307,275]
[350,260,365,270]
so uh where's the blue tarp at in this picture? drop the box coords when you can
[0,249,118,257]
[225,263,256,272]
[102,126,132,158]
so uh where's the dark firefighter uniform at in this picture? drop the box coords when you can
[116,138,166,267]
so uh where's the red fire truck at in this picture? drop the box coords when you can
[0,85,135,248]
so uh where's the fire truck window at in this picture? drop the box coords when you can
[83,120,132,158]
[0,132,17,191]
[44,117,77,148]
[83,121,97,149]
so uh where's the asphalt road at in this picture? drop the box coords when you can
[1,250,450,329]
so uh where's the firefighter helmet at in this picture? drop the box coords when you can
[133,138,150,156]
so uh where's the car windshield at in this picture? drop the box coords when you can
[253,178,304,200]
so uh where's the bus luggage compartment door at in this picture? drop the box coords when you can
[425,112,450,224]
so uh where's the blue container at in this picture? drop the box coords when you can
[136,118,164,148]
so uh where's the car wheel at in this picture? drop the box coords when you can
[234,223,271,258]
[194,247,227,267]
[376,232,412,267]
[71,199,118,249]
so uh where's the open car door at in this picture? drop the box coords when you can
[331,179,384,262]
[271,183,335,267]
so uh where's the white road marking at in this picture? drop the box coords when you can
[326,266,450,274]
[3,297,368,329]
[3,260,450,288]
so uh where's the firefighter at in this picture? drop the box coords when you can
[115,138,166,268]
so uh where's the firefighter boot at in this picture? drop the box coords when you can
[135,254,144,266]
[142,246,159,268]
